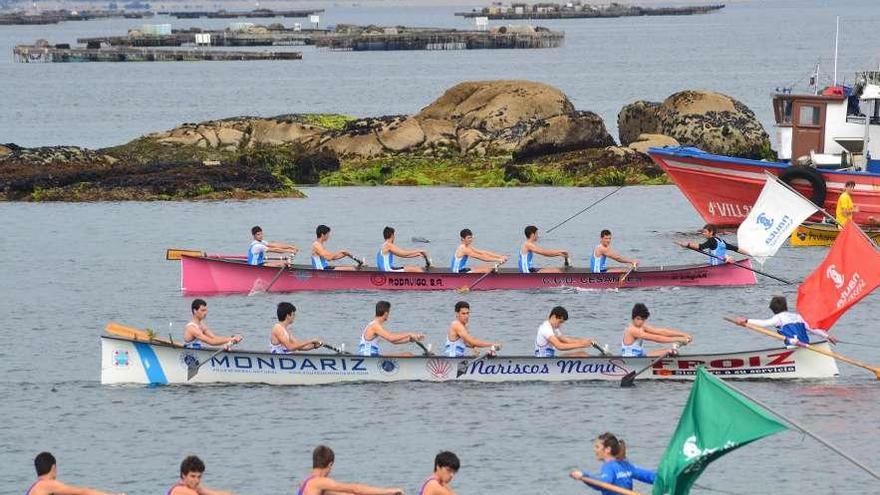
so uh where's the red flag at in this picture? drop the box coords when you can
[797,223,880,330]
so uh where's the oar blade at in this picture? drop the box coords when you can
[186,362,199,381]
[456,287,470,294]
[620,371,637,388]
[167,248,205,261]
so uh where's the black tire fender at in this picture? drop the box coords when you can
[779,166,827,207]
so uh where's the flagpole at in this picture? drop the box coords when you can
[720,378,880,482]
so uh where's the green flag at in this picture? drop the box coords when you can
[652,368,788,495]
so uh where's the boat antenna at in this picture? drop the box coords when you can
[833,16,840,86]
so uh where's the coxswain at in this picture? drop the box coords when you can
[269,302,323,353]
[377,226,429,272]
[183,299,243,350]
[444,301,501,357]
[519,225,569,273]
[418,451,460,495]
[296,445,403,495]
[167,456,234,495]
[534,306,595,357]
[735,295,837,346]
[569,433,655,495]
[589,229,638,273]
[450,228,507,273]
[27,452,125,495]
[358,301,426,356]
[622,303,691,357]
[311,224,358,271]
[248,225,298,267]
[678,223,747,264]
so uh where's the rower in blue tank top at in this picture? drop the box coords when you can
[377,226,429,272]
[622,303,691,357]
[359,301,425,356]
[445,301,501,357]
[589,229,638,273]
[247,225,298,267]
[183,299,243,350]
[418,451,460,495]
[679,223,747,265]
[570,433,655,495]
[520,225,569,273]
[450,228,508,273]
[735,295,837,346]
[311,225,359,271]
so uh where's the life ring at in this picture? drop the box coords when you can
[779,166,826,207]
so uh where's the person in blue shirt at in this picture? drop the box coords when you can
[678,223,747,265]
[569,432,655,494]
[589,229,638,273]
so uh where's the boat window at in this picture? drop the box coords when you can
[773,98,793,124]
[798,105,820,126]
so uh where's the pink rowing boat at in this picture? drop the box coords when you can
[178,255,757,294]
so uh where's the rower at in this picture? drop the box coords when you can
[311,224,357,271]
[589,229,637,273]
[450,228,508,273]
[444,301,502,357]
[519,225,569,273]
[296,445,403,495]
[735,295,837,347]
[183,299,243,350]
[836,180,858,228]
[167,455,234,495]
[248,225,298,268]
[569,432,655,495]
[27,452,125,495]
[269,302,323,354]
[534,306,595,357]
[678,223,747,265]
[377,226,429,272]
[418,451,460,495]
[359,301,426,356]
[622,303,691,357]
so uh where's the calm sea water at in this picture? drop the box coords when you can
[2,0,880,149]
[1,186,879,493]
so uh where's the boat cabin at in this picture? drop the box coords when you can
[772,71,880,172]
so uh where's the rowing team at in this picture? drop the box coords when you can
[247,222,747,274]
[28,432,650,495]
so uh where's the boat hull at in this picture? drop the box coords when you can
[790,222,880,247]
[101,336,839,385]
[648,147,880,227]
[179,255,757,294]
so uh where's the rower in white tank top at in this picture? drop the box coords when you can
[358,322,381,356]
[270,326,292,354]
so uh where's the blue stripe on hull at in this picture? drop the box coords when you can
[134,342,169,385]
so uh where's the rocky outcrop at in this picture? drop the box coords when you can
[627,133,680,154]
[617,91,771,158]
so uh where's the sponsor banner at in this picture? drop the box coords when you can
[737,175,818,262]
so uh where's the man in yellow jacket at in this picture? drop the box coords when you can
[836,181,857,227]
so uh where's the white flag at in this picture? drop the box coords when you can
[737,174,818,262]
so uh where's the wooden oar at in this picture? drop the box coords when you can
[724,317,880,379]
[105,322,174,346]
[572,475,642,495]
[456,262,503,293]
[456,346,499,378]
[546,185,625,234]
[187,340,239,381]
[618,265,636,286]
[262,254,296,293]
[592,342,610,356]
[679,243,793,284]
[411,337,432,356]
[620,342,686,387]
[344,253,365,268]
[411,236,431,243]
[166,248,205,260]
[321,342,350,355]
[422,253,432,269]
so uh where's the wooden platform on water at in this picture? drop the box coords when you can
[0,9,152,25]
[456,2,725,19]
[313,27,564,51]
[12,44,302,63]
[77,27,330,48]
[160,8,323,19]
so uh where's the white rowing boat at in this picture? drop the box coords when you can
[101,335,839,385]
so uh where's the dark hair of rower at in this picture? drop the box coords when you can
[632,303,650,320]
[460,228,473,239]
[601,229,612,237]
[434,451,460,472]
[277,302,296,321]
[180,455,205,477]
[383,226,395,240]
[524,225,538,238]
[455,301,470,313]
[251,225,262,236]
[316,225,331,238]
[702,223,718,235]
[769,295,788,314]
[313,445,335,469]
[616,439,627,460]
[845,180,856,188]
[597,432,624,458]
[376,300,391,317]
[549,306,568,321]
[34,452,56,476]
[191,299,207,314]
